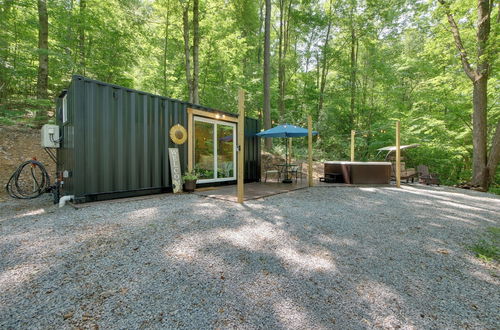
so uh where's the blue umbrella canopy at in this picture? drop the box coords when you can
[256,124,318,137]
[256,124,318,183]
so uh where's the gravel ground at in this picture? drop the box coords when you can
[0,185,499,329]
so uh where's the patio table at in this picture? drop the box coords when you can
[276,163,297,183]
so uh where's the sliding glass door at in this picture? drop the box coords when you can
[194,116,236,183]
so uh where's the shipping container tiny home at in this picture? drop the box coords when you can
[56,76,260,203]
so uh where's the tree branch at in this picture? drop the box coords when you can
[438,0,478,82]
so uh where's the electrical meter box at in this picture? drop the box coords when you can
[41,124,60,148]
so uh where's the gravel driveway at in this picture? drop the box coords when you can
[1,185,499,329]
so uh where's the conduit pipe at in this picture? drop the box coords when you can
[59,195,74,208]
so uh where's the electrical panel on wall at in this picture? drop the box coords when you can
[41,124,60,148]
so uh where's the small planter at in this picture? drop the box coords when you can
[183,180,197,192]
[182,171,198,193]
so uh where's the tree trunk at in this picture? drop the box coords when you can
[36,0,48,100]
[182,1,192,103]
[349,26,357,128]
[316,52,320,90]
[162,0,170,95]
[277,0,285,121]
[439,0,493,189]
[192,0,199,104]
[277,0,291,122]
[317,0,333,124]
[471,76,488,187]
[257,0,264,66]
[78,0,86,75]
[0,0,14,100]
[487,119,500,185]
[263,0,272,150]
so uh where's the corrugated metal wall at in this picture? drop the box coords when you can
[57,75,260,202]
[245,117,260,181]
[80,82,188,196]
[56,82,77,195]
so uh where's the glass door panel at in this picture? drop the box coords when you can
[194,116,236,183]
[194,120,214,180]
[217,124,234,179]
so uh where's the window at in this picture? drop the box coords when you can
[62,94,68,124]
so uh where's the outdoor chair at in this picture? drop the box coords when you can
[392,162,417,183]
[417,165,440,185]
[263,162,281,182]
[287,162,303,183]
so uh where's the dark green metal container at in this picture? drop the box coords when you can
[56,75,260,203]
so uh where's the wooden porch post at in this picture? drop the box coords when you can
[237,89,245,203]
[308,115,313,187]
[396,120,401,188]
[350,130,355,162]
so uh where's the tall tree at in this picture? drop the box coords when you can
[277,0,292,121]
[192,0,199,104]
[162,0,171,95]
[317,0,333,124]
[0,0,14,100]
[181,0,193,102]
[36,0,48,100]
[78,0,86,75]
[438,0,498,189]
[263,0,272,150]
[348,1,358,128]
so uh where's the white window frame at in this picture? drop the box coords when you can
[194,116,237,184]
[62,94,68,124]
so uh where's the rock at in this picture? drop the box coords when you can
[100,290,114,299]
[63,312,74,320]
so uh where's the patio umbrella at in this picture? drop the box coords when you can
[376,143,420,160]
[256,124,318,183]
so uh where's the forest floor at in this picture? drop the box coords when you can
[1,184,499,328]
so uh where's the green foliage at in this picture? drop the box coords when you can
[0,99,53,127]
[182,170,198,181]
[470,227,500,262]
[0,0,498,186]
[488,185,500,195]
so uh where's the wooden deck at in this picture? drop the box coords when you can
[192,180,387,202]
[70,181,394,208]
[194,182,310,202]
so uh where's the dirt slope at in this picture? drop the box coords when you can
[0,125,56,201]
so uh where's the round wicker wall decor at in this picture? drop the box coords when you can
[169,124,187,144]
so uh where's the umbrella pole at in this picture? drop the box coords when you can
[283,137,292,183]
[286,137,288,176]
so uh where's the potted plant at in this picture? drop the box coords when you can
[182,171,198,192]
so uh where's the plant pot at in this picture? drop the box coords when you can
[183,180,197,192]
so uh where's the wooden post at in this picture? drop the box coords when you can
[187,108,193,172]
[308,115,313,187]
[237,89,245,203]
[350,130,355,162]
[396,120,401,188]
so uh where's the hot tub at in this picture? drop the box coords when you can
[324,161,392,184]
